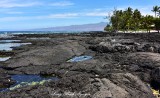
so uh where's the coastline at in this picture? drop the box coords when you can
[0,32,159,98]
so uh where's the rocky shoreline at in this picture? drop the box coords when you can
[0,32,160,98]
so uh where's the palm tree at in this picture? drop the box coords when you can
[107,7,157,33]
[125,7,133,31]
[133,9,141,32]
[158,10,160,18]
[152,6,159,17]
[126,7,133,16]
[153,18,160,33]
[141,15,154,33]
[110,9,123,32]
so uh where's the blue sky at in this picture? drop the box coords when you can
[0,0,159,30]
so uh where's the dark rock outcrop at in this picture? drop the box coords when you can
[1,33,160,98]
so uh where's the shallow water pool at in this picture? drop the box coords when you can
[0,40,31,51]
[0,57,11,61]
[0,40,20,43]
[0,74,58,91]
[0,43,31,51]
[11,74,58,84]
[67,56,92,62]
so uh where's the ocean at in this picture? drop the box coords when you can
[0,31,85,34]
[0,31,85,38]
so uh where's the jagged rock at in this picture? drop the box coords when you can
[142,44,158,52]
[1,33,160,98]
[89,44,134,53]
[128,64,141,71]
[5,41,86,68]
[0,51,14,57]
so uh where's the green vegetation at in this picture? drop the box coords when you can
[9,80,51,90]
[105,6,160,33]
[153,18,160,33]
[152,6,160,17]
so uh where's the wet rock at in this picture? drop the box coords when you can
[0,74,15,88]
[0,51,14,57]
[0,74,92,98]
[151,67,160,84]
[5,41,86,68]
[8,65,56,75]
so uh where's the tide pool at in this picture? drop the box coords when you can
[67,56,92,62]
[0,57,11,61]
[0,74,58,91]
[0,40,20,43]
[0,42,31,51]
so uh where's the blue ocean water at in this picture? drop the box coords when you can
[0,31,83,35]
[0,31,85,38]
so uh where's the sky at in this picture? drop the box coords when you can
[0,0,159,30]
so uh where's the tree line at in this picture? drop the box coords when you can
[104,6,160,33]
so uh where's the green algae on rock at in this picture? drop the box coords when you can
[9,80,49,90]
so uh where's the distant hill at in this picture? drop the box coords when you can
[32,22,107,31]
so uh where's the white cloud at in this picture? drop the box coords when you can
[37,13,78,19]
[0,13,79,22]
[50,1,74,7]
[0,0,41,8]
[47,13,78,18]
[85,12,107,16]
[0,9,109,22]
[82,8,109,17]
[0,0,74,8]
[0,16,31,21]
[1,6,155,22]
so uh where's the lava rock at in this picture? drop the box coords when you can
[142,44,158,52]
